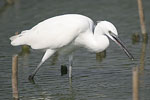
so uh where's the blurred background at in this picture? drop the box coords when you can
[0,0,149,100]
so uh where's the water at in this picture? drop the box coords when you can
[0,0,150,100]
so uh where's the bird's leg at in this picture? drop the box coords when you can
[28,61,44,80]
[28,49,55,81]
[69,54,73,78]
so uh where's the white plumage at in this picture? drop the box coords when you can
[10,14,133,80]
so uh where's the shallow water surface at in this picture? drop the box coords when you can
[0,0,150,100]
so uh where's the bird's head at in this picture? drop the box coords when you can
[96,21,134,60]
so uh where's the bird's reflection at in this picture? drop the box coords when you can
[96,50,106,62]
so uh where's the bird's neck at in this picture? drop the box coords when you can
[86,25,109,53]
[92,32,109,53]
[74,25,109,53]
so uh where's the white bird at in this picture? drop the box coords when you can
[10,14,134,80]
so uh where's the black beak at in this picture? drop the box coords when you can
[110,32,134,60]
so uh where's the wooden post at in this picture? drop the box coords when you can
[132,33,140,44]
[132,67,139,100]
[12,55,19,99]
[137,0,147,36]
[15,32,19,35]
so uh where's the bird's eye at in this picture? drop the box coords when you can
[108,31,115,37]
[108,30,112,33]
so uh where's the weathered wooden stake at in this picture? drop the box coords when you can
[12,55,19,99]
[137,0,147,36]
[132,67,139,100]
[132,33,140,44]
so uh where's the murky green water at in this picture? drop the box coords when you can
[0,0,150,100]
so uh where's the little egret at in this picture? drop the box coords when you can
[10,14,134,80]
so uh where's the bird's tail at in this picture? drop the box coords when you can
[10,35,19,41]
[10,30,30,46]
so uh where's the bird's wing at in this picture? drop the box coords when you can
[28,18,80,49]
[21,14,94,50]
